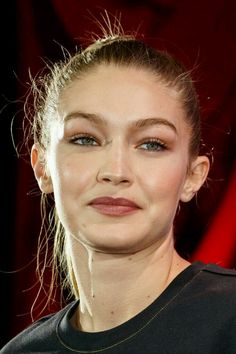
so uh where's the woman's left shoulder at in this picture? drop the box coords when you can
[203,263,236,278]
[200,263,236,293]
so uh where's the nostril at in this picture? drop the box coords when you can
[102,177,112,182]
[121,179,130,184]
[97,169,132,185]
[99,175,131,185]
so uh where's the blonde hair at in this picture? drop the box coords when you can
[28,27,202,313]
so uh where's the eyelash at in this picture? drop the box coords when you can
[69,134,99,146]
[138,138,167,152]
[69,134,167,152]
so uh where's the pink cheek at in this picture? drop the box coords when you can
[59,162,95,191]
[143,167,184,199]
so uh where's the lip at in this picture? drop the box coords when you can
[88,197,141,216]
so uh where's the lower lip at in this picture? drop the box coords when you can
[89,204,140,216]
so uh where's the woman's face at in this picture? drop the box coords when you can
[45,65,195,253]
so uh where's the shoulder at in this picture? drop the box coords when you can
[201,263,236,288]
[189,262,236,304]
[0,301,78,353]
[203,263,236,277]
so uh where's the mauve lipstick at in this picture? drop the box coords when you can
[88,197,141,216]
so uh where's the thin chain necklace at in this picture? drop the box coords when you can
[56,268,204,353]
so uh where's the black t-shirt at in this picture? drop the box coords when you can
[1,261,236,353]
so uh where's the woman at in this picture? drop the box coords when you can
[2,32,236,353]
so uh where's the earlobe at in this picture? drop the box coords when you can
[31,144,53,194]
[180,156,210,203]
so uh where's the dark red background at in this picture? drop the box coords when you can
[1,0,236,347]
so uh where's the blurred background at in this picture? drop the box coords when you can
[1,0,236,347]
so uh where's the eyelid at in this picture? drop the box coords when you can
[64,119,106,138]
[138,137,167,146]
[69,133,100,144]
[137,138,168,151]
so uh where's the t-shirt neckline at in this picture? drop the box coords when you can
[56,261,206,353]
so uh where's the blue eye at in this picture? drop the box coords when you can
[139,139,167,151]
[70,135,98,146]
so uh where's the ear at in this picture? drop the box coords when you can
[31,144,53,194]
[180,156,210,203]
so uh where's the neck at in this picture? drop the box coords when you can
[68,233,190,332]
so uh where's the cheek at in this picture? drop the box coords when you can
[139,158,187,202]
[49,153,96,228]
[50,151,98,198]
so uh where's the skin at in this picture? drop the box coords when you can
[32,64,209,332]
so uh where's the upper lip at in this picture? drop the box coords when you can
[88,197,140,208]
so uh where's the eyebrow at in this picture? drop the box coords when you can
[133,117,177,134]
[64,111,107,126]
[64,111,177,134]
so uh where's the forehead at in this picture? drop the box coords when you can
[58,64,187,132]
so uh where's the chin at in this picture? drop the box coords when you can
[78,230,148,254]
[74,222,168,254]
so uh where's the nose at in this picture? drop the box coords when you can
[96,143,133,186]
